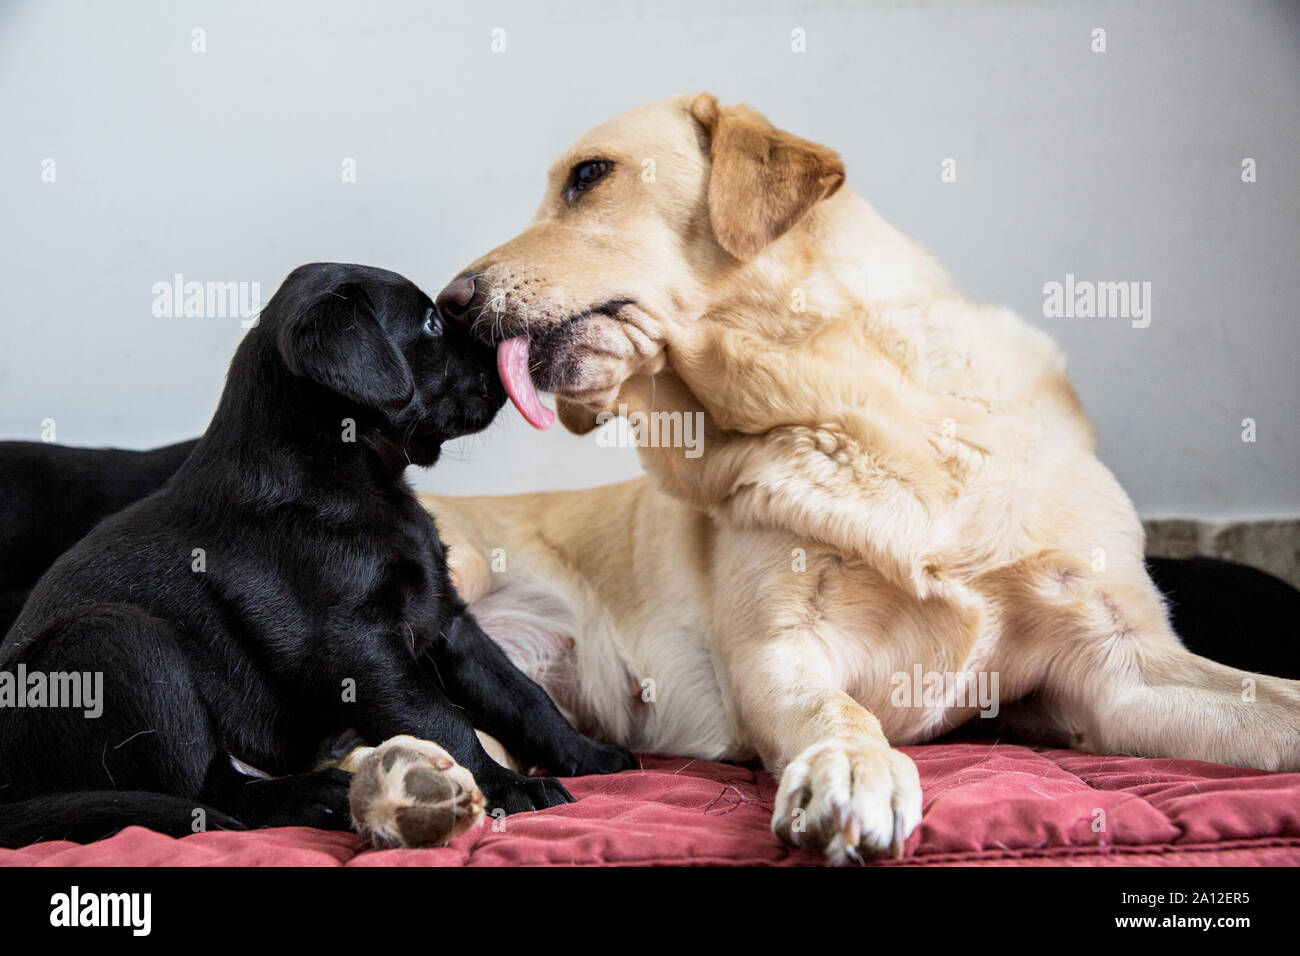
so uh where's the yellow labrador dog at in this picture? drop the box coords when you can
[425,94,1300,863]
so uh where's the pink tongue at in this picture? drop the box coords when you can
[496,336,555,430]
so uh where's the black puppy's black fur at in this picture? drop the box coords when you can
[0,439,198,632]
[1146,556,1300,679]
[0,263,632,848]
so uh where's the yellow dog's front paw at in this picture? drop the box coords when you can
[772,739,922,864]
[347,735,486,849]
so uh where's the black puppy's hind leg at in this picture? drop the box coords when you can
[337,735,487,848]
[0,604,242,842]
[199,760,353,833]
[0,604,353,840]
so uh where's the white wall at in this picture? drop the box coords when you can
[2,0,1297,517]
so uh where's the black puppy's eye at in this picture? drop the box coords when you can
[422,309,442,338]
[565,159,613,203]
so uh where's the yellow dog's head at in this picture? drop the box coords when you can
[435,93,845,432]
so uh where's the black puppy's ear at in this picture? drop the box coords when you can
[276,283,415,411]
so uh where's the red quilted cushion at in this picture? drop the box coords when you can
[4,743,1299,866]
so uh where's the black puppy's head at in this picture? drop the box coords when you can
[268,263,505,465]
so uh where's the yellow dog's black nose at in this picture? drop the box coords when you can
[435,274,477,320]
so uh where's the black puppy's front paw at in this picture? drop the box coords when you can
[551,740,638,777]
[481,772,574,815]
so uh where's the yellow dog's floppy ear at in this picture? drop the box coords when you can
[690,94,845,261]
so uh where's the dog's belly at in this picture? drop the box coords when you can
[465,536,1018,759]
[469,577,748,761]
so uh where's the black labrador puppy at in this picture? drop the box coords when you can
[0,263,633,848]
[0,439,198,631]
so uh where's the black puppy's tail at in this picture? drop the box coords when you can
[0,791,246,848]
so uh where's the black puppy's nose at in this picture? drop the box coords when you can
[436,275,477,320]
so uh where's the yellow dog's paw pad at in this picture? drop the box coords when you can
[348,737,485,848]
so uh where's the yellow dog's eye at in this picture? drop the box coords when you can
[565,160,613,202]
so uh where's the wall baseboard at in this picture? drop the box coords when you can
[1143,518,1300,589]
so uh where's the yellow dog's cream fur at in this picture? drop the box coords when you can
[425,94,1300,862]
